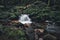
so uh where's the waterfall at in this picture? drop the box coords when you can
[18,14,32,24]
[45,20,56,32]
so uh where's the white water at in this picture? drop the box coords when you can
[18,14,32,24]
[46,20,55,32]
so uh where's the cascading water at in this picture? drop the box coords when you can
[18,14,32,24]
[46,20,56,33]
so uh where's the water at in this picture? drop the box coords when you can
[46,22,56,33]
[18,14,32,24]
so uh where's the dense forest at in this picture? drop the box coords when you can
[0,0,60,21]
[0,0,60,40]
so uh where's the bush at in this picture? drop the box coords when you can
[0,25,26,40]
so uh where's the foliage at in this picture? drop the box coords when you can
[23,1,55,21]
[0,25,26,40]
[0,0,60,40]
[0,0,60,22]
